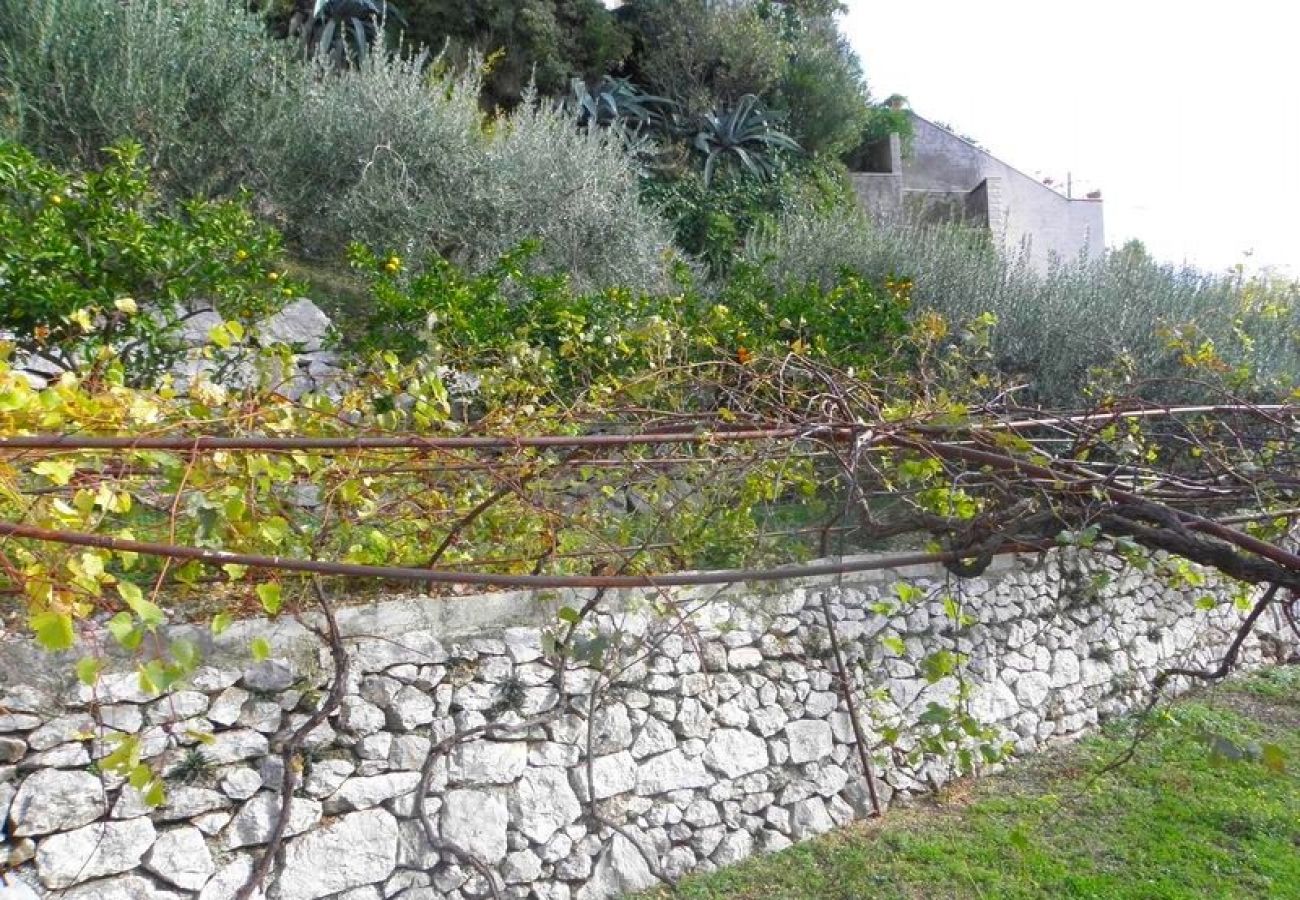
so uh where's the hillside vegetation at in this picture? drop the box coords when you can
[2,0,1296,405]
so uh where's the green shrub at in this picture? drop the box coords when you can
[751,211,1300,403]
[398,0,631,109]
[772,16,870,157]
[350,240,910,401]
[1,0,676,293]
[0,140,291,382]
[643,155,850,277]
[621,0,790,115]
[0,0,278,195]
[256,53,676,291]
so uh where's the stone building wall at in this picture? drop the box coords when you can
[0,550,1286,900]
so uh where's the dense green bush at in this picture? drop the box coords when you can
[619,0,789,116]
[255,52,676,291]
[1,0,676,292]
[751,211,1300,403]
[771,15,870,157]
[349,240,910,400]
[618,0,871,157]
[0,140,290,382]
[642,155,849,276]
[0,0,278,195]
[397,0,631,109]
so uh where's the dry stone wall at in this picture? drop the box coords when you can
[0,550,1287,899]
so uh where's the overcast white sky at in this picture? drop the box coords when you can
[840,0,1300,274]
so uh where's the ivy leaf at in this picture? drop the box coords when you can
[918,703,952,725]
[169,639,199,672]
[557,607,582,625]
[144,778,166,807]
[137,661,165,698]
[894,583,923,605]
[75,656,104,686]
[101,733,140,774]
[32,458,77,486]
[107,612,142,650]
[941,595,962,622]
[250,637,271,662]
[119,581,164,628]
[256,583,283,616]
[258,516,290,546]
[921,650,959,683]
[881,635,907,656]
[211,612,233,636]
[31,611,75,651]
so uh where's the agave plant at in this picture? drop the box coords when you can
[689,95,801,186]
[569,76,676,132]
[290,0,405,67]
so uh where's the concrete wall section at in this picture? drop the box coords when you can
[849,173,902,224]
[901,117,987,192]
[0,550,1285,899]
[871,115,1105,269]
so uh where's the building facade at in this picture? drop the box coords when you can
[851,113,1104,268]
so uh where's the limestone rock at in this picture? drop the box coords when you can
[338,697,387,736]
[145,826,216,891]
[60,874,184,900]
[220,767,264,801]
[198,853,264,900]
[76,671,158,705]
[503,848,544,883]
[509,767,581,843]
[703,729,769,779]
[207,687,250,727]
[573,750,637,801]
[258,299,331,352]
[441,789,508,864]
[10,769,106,836]
[590,705,634,755]
[789,797,835,839]
[630,717,676,759]
[25,713,93,751]
[388,734,432,771]
[635,749,713,796]
[712,829,753,867]
[36,817,157,889]
[224,793,321,849]
[148,690,211,724]
[0,714,40,732]
[240,660,296,693]
[348,630,446,673]
[785,719,833,764]
[502,627,544,664]
[385,685,436,731]
[0,737,26,763]
[275,808,399,900]
[575,834,657,900]
[450,740,527,786]
[323,771,420,813]
[1013,671,1051,707]
[206,729,270,765]
[303,758,356,798]
[157,786,231,822]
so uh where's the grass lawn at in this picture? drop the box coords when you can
[648,667,1300,900]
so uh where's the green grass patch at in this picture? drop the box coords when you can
[649,671,1300,900]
